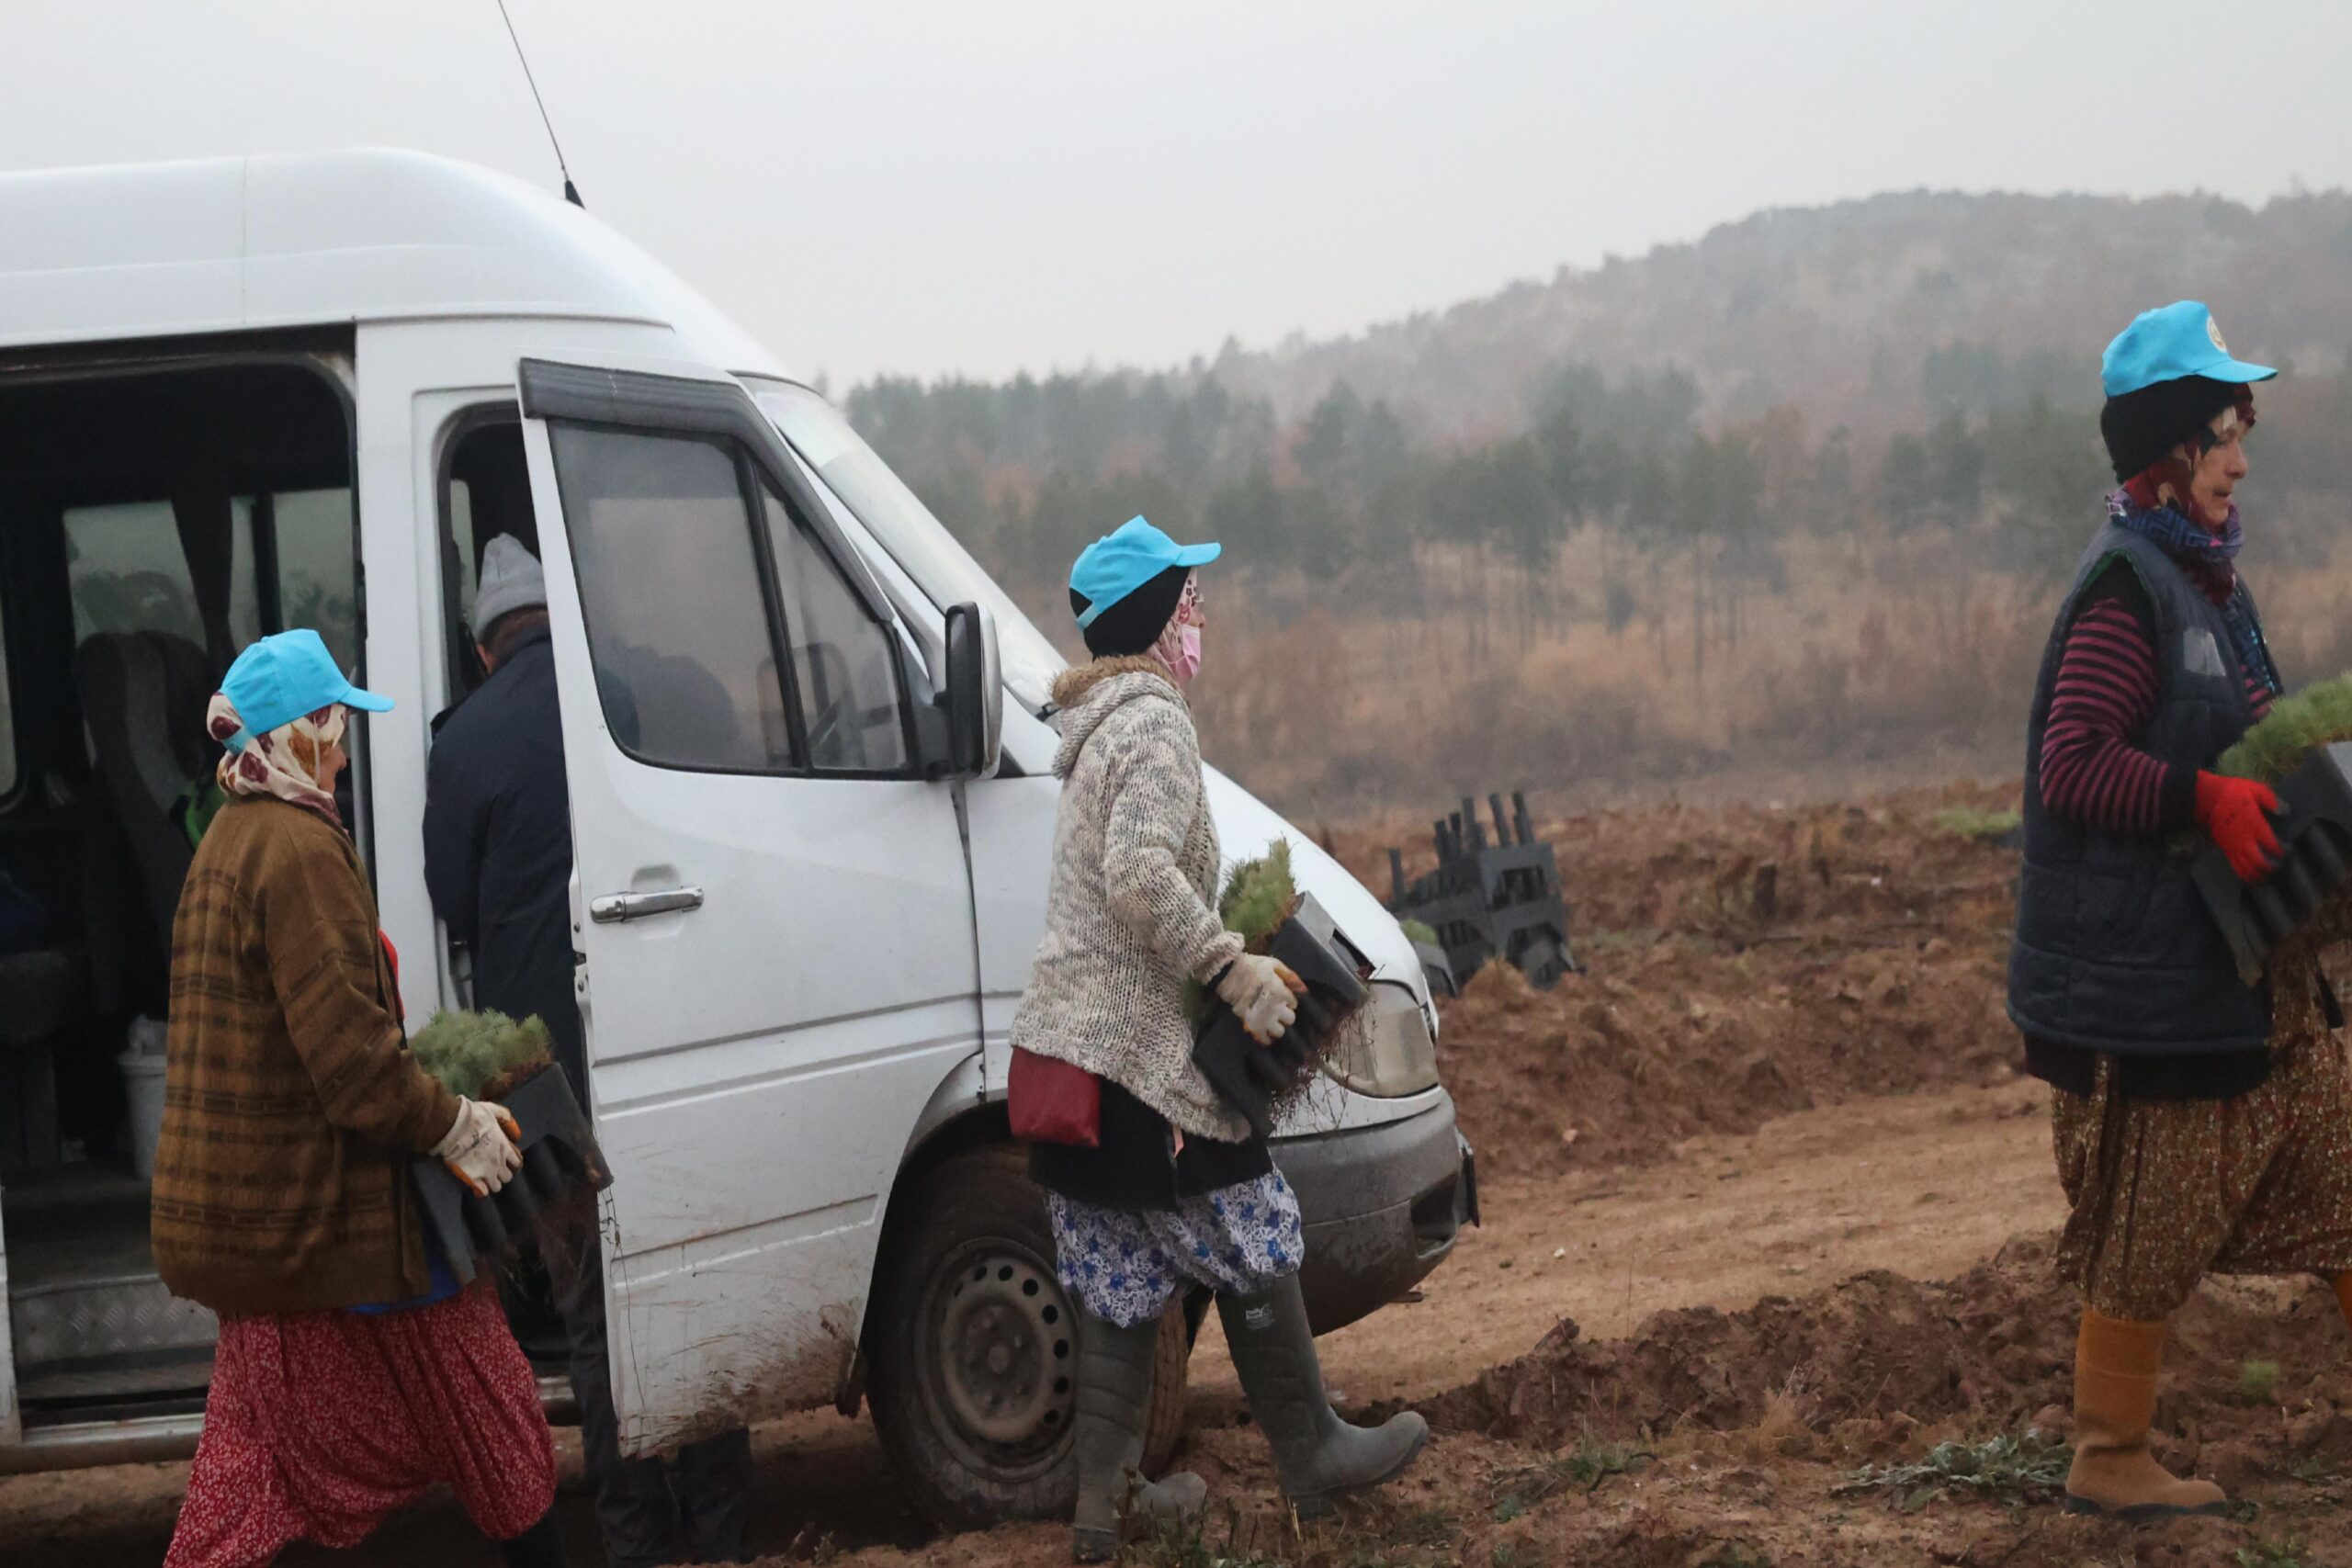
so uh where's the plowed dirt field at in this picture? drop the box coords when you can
[17,783,2352,1566]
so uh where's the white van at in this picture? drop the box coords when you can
[0,150,1473,1522]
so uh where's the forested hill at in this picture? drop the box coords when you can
[842,187,2352,614]
[1202,188,2352,441]
[841,189,2352,808]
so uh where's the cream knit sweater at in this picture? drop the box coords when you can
[1008,656,1250,1143]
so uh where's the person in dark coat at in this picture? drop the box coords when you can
[425,536,753,1568]
[2007,303,2352,1521]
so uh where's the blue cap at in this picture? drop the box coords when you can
[1069,516,1220,629]
[2102,300,2277,399]
[218,629,391,751]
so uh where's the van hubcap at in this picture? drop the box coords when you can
[933,1249,1075,1450]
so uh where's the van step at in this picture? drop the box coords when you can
[15,1346,213,1404]
[6,1171,218,1385]
[11,1264,217,1381]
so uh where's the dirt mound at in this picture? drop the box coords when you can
[1329,782,2029,1179]
[1430,1231,2352,1463]
[1429,1233,2074,1445]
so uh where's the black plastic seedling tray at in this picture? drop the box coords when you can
[2194,741,2352,985]
[1193,893,1373,1140]
[411,1062,613,1283]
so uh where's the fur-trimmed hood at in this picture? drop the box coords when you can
[1049,656,1183,780]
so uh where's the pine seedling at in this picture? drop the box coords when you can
[408,1009,555,1100]
[1220,839,1300,951]
[2216,674,2352,783]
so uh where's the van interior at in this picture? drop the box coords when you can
[0,352,906,1424]
[0,353,362,1418]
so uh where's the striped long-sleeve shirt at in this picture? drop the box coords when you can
[2027,552,2284,1103]
[2038,559,2274,834]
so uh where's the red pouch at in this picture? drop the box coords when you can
[1008,1046,1101,1146]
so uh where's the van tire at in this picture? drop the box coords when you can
[866,1144,1190,1529]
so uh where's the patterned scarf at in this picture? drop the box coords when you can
[206,694,346,825]
[2106,490,2281,699]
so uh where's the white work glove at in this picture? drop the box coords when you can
[433,1097,522,1197]
[1216,953,1306,1044]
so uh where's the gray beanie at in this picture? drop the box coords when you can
[473,535,548,633]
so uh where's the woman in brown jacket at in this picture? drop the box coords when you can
[153,630,566,1568]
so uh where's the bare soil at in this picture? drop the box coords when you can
[1325,779,2030,1182]
[16,783,2352,1566]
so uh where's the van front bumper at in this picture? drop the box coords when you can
[1273,1092,1476,1335]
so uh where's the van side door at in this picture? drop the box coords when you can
[514,357,981,1454]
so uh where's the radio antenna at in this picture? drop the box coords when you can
[494,0,583,208]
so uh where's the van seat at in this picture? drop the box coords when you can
[0,948,85,1047]
[73,631,212,947]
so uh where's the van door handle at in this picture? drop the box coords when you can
[590,887,705,923]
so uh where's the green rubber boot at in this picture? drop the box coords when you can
[1217,1275,1428,1518]
[1071,1310,1205,1562]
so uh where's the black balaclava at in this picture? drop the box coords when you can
[1071,564,1189,659]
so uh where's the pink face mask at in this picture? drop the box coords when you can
[1148,573,1204,687]
[1155,622,1203,688]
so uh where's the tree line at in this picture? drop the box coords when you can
[845,351,2352,671]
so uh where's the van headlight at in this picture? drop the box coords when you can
[1323,981,1441,1097]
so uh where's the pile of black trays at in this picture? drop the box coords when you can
[411,1062,613,1284]
[2195,742,2352,986]
[1387,792,1577,991]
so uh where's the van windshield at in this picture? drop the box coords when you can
[752,382,1066,713]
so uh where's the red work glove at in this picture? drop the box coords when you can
[2195,772,2285,883]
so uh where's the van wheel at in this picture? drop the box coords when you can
[866,1144,1190,1529]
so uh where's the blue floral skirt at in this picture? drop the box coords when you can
[1045,1168,1305,1328]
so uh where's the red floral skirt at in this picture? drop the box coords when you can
[164,1280,555,1568]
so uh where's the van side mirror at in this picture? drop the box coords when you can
[936,602,1002,779]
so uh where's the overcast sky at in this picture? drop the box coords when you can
[6,2,2349,386]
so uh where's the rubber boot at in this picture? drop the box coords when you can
[1071,1310,1206,1562]
[497,1507,571,1568]
[1216,1275,1427,1519]
[2064,1309,2226,1520]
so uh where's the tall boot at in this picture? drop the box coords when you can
[1071,1310,1206,1562]
[2064,1309,2225,1520]
[497,1507,571,1568]
[1216,1275,1427,1520]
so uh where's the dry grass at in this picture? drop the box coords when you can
[1195,531,2048,814]
[1190,526,2352,818]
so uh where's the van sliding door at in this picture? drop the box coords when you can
[514,357,981,1455]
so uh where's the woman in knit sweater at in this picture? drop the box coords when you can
[2008,304,2352,1521]
[1011,517,1426,1561]
[153,630,566,1568]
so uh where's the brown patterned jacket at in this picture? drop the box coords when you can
[152,796,459,1315]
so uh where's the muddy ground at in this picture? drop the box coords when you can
[16,782,2352,1566]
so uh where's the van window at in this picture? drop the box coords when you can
[755,381,1068,712]
[63,502,212,649]
[64,492,354,671]
[756,474,910,773]
[273,489,359,671]
[548,424,796,773]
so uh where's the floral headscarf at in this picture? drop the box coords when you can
[206,694,346,824]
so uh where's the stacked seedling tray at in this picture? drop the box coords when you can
[1387,792,1577,989]
[405,1010,615,1283]
[1193,891,1373,1139]
[2195,739,2352,986]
